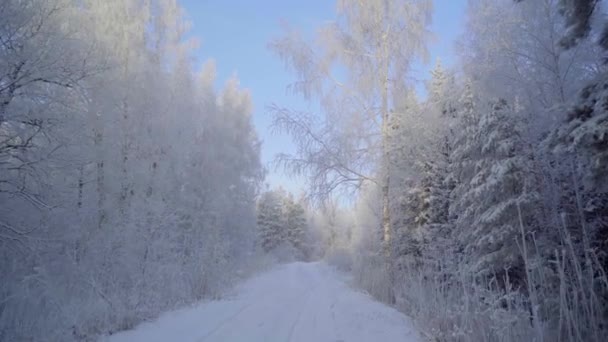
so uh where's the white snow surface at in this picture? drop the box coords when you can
[100,261,422,342]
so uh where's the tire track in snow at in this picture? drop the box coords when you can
[286,288,314,342]
[195,302,254,342]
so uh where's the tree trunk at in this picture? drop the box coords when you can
[380,25,395,304]
[380,25,392,260]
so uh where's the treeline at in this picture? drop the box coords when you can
[256,189,312,260]
[255,188,356,265]
[270,0,608,341]
[0,0,263,341]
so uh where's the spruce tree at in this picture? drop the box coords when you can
[257,191,285,252]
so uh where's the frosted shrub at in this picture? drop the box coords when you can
[392,225,608,342]
[352,250,393,304]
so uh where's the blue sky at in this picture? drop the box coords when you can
[179,0,467,193]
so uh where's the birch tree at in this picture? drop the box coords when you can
[269,0,432,261]
[0,0,90,207]
[516,0,608,51]
[461,0,603,117]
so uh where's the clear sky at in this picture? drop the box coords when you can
[179,0,467,194]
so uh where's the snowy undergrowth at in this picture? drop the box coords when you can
[349,229,608,342]
[325,247,354,272]
[393,262,536,342]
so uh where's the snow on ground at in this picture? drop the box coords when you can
[100,262,422,342]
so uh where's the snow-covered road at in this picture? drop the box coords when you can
[101,262,421,342]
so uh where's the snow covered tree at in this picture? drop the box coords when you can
[543,72,608,274]
[449,80,481,227]
[516,0,608,51]
[427,59,457,118]
[256,189,312,259]
[283,194,309,258]
[269,0,433,264]
[0,0,90,208]
[257,190,286,253]
[454,99,538,278]
[385,63,459,262]
[461,0,603,117]
[418,61,458,230]
[545,76,608,191]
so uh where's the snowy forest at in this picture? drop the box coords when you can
[2,0,608,341]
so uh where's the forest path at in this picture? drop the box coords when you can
[101,262,421,342]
